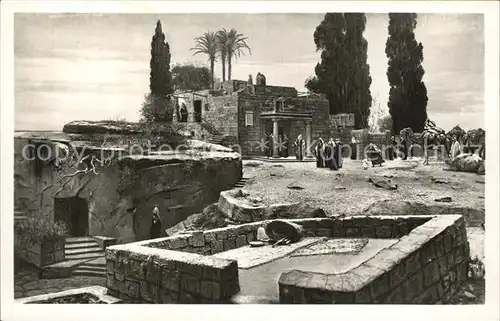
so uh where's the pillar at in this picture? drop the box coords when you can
[272,118,280,158]
[305,120,313,158]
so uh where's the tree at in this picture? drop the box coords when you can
[216,28,251,80]
[191,31,218,89]
[305,75,321,93]
[344,13,372,128]
[140,93,173,123]
[386,13,428,134]
[378,115,394,134]
[312,13,372,128]
[171,63,211,91]
[150,20,173,98]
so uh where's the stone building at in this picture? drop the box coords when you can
[171,79,355,157]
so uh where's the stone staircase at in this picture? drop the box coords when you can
[233,177,250,189]
[14,209,28,221]
[65,237,104,262]
[208,134,224,145]
[72,257,106,277]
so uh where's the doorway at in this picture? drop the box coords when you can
[54,197,89,237]
[193,100,202,122]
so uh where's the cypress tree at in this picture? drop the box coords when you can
[150,20,173,98]
[386,13,428,134]
[311,13,372,128]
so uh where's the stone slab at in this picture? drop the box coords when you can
[15,285,121,304]
[212,238,324,269]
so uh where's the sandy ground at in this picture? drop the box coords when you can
[242,158,485,261]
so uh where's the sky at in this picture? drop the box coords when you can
[14,13,484,131]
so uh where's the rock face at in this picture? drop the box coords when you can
[264,220,304,243]
[14,135,242,244]
[449,153,484,174]
[62,120,141,135]
[363,199,484,227]
[218,189,326,223]
[368,177,398,190]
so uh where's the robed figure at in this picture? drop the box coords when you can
[294,134,305,161]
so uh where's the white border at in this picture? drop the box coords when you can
[1,1,499,321]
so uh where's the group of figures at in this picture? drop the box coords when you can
[264,132,289,158]
[399,119,486,165]
[312,137,344,170]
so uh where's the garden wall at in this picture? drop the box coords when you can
[104,215,468,304]
[279,214,469,304]
[16,237,65,267]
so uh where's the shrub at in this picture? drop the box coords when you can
[14,216,68,246]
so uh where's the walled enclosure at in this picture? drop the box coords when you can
[104,214,469,304]
[14,134,242,244]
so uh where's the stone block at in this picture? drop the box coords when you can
[140,281,160,302]
[204,232,217,243]
[127,259,144,279]
[176,261,203,278]
[412,285,439,304]
[246,232,255,242]
[216,230,228,240]
[235,235,248,248]
[434,235,445,258]
[456,261,468,283]
[180,273,200,294]
[303,288,333,304]
[384,286,405,303]
[279,285,305,304]
[161,269,181,292]
[446,252,455,268]
[316,228,333,238]
[443,230,453,253]
[332,219,345,237]
[389,263,407,288]
[369,272,391,300]
[200,280,221,300]
[452,228,465,248]
[160,289,179,303]
[421,242,437,264]
[125,281,140,299]
[169,236,189,250]
[223,238,236,251]
[423,261,440,287]
[145,261,161,285]
[404,251,422,276]
[221,277,240,298]
[354,286,372,303]
[361,227,375,238]
[211,240,224,254]
[402,271,424,301]
[345,228,360,237]
[436,256,448,277]
[188,231,205,247]
[106,260,115,274]
[376,226,392,238]
[454,246,465,265]
[106,273,116,291]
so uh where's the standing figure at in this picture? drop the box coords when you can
[282,134,289,158]
[327,138,337,170]
[265,133,273,158]
[450,135,461,160]
[335,138,344,169]
[350,136,358,160]
[294,133,305,161]
[314,138,326,168]
[390,136,398,160]
[150,205,162,239]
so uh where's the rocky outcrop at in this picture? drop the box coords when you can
[448,153,484,174]
[218,189,326,223]
[363,199,484,227]
[14,133,242,244]
[62,120,141,135]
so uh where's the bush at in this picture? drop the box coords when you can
[15,217,68,246]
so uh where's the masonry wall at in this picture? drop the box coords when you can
[278,215,470,304]
[172,91,239,141]
[105,215,446,304]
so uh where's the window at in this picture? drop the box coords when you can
[245,111,254,127]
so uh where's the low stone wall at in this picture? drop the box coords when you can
[279,215,469,304]
[17,237,65,267]
[16,286,121,304]
[105,215,438,304]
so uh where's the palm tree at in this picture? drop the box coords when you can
[216,28,251,80]
[191,31,218,89]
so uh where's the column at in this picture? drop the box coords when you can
[272,118,280,158]
[305,120,313,158]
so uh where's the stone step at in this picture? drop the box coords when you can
[77,265,106,272]
[72,268,106,278]
[64,252,104,261]
[66,236,95,244]
[85,257,106,266]
[65,247,103,256]
[65,242,102,250]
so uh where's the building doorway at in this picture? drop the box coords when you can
[193,100,202,122]
[54,197,89,237]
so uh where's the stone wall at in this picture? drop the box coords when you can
[350,129,392,160]
[104,215,467,304]
[279,215,469,304]
[172,91,238,141]
[105,243,240,303]
[14,135,242,244]
[16,238,65,267]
